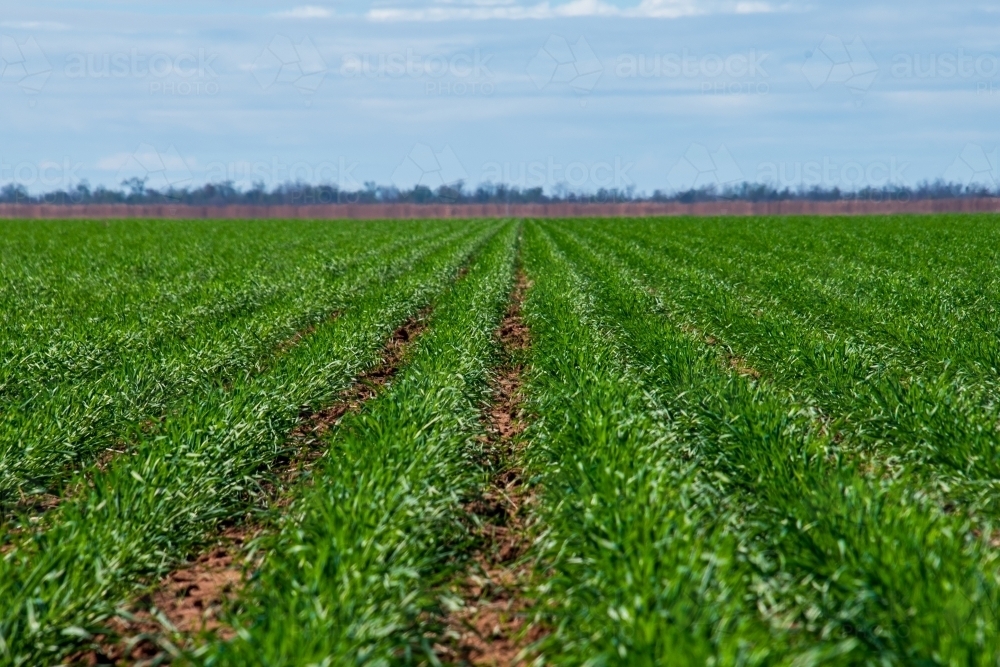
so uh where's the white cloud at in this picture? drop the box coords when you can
[435,0,520,5]
[369,4,555,20]
[367,0,774,20]
[95,153,135,171]
[621,0,702,18]
[0,21,70,30]
[270,6,334,19]
[96,148,192,173]
[551,0,622,16]
[368,0,662,20]
[734,1,774,12]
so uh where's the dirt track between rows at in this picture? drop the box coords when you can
[435,270,543,667]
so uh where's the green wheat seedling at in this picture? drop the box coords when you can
[3,216,1000,666]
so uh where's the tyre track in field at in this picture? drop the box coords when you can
[73,312,432,666]
[435,271,546,667]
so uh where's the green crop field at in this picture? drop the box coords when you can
[2,216,1000,666]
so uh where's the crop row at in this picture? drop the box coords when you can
[0,221,465,510]
[575,217,1000,508]
[0,220,499,665]
[520,217,1000,664]
[199,221,520,665]
[3,216,999,665]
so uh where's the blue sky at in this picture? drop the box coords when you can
[1,1,999,194]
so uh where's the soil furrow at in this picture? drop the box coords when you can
[435,272,544,667]
[278,309,429,488]
[70,312,431,666]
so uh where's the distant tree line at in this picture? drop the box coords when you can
[1,178,998,206]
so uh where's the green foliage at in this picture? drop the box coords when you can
[0,220,461,509]
[4,215,1000,666]
[0,219,498,665]
[200,222,519,666]
[521,217,1000,666]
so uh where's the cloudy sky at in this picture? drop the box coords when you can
[1,0,999,194]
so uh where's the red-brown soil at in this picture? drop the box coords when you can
[435,272,545,667]
[3,198,999,221]
[69,312,431,665]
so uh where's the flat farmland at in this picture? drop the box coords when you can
[2,216,1000,666]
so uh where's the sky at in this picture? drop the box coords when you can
[1,1,999,195]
